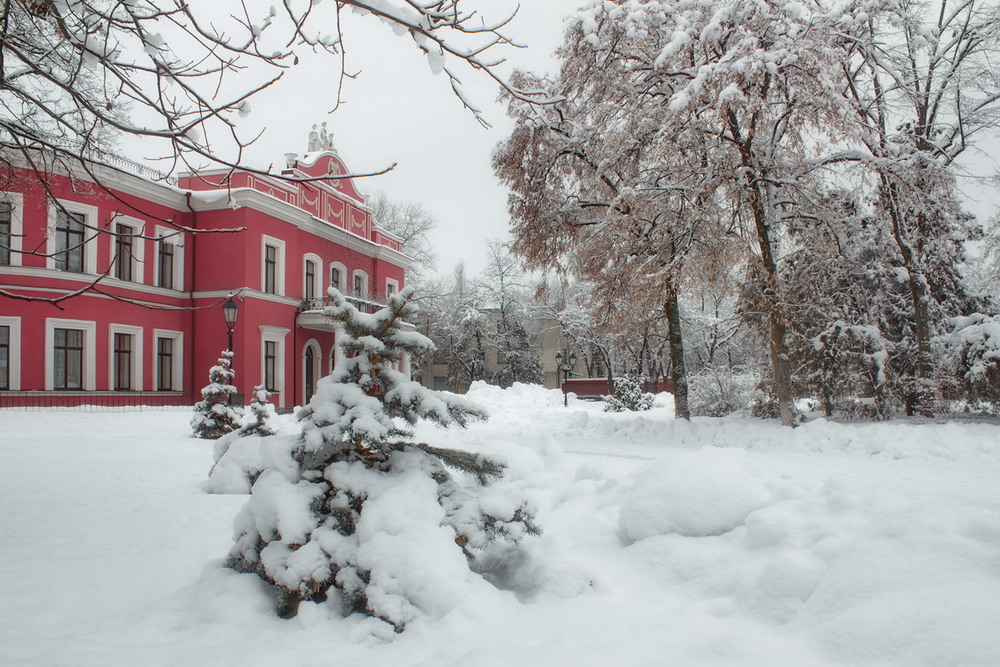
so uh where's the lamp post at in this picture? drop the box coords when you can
[222,294,239,352]
[555,348,578,407]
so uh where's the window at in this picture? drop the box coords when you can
[158,239,174,288]
[260,325,289,404]
[114,223,135,281]
[353,274,364,298]
[264,245,278,294]
[386,279,398,299]
[304,345,316,400]
[0,317,19,390]
[113,333,133,390]
[329,263,347,293]
[0,325,9,390]
[45,319,95,390]
[0,203,10,266]
[153,330,182,391]
[157,337,174,390]
[305,259,317,300]
[264,340,277,391]
[153,227,183,290]
[53,328,84,389]
[0,193,22,267]
[260,236,286,296]
[55,211,86,272]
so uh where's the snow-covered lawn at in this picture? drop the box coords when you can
[3,384,1000,666]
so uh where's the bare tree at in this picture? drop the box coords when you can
[368,191,438,285]
[1,0,543,303]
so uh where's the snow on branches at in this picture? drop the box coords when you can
[191,351,242,440]
[227,287,538,631]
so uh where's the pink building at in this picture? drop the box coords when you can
[0,149,410,408]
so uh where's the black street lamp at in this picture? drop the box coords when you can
[555,348,578,407]
[222,294,239,352]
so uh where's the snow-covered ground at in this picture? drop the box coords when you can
[3,384,1000,666]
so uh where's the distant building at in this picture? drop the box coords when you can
[0,148,409,408]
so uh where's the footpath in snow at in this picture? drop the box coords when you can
[2,383,1000,666]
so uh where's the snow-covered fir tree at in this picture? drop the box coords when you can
[604,377,655,412]
[227,288,539,630]
[191,351,242,439]
[241,384,277,437]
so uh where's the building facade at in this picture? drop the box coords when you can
[0,149,409,408]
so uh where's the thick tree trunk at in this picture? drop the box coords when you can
[728,110,796,427]
[745,173,796,427]
[663,289,690,420]
[883,179,935,416]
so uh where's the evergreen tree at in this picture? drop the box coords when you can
[493,319,544,388]
[191,351,242,439]
[603,377,655,412]
[227,288,538,630]
[241,384,278,437]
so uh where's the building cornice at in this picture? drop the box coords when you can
[191,188,412,268]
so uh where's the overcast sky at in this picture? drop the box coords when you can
[134,1,995,280]
[224,1,587,280]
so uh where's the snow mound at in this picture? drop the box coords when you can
[620,447,775,540]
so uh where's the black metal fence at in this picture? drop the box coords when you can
[0,391,189,412]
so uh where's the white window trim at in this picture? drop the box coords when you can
[152,329,184,392]
[0,315,22,390]
[108,215,146,284]
[351,269,369,298]
[154,226,185,291]
[261,235,286,296]
[108,324,144,391]
[47,200,99,273]
[45,318,97,391]
[303,253,323,301]
[385,278,400,300]
[260,325,290,406]
[326,262,351,296]
[0,192,24,266]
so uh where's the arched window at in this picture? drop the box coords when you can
[303,339,321,403]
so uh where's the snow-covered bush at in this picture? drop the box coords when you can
[242,384,277,437]
[227,288,539,630]
[603,376,654,412]
[688,368,758,417]
[748,391,781,419]
[937,313,1000,404]
[191,350,242,439]
[207,387,281,494]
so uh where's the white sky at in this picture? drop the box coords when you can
[230,1,588,280]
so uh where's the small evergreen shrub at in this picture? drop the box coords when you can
[191,350,242,439]
[603,376,655,412]
[748,391,781,419]
[241,384,278,437]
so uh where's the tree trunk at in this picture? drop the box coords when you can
[663,289,690,420]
